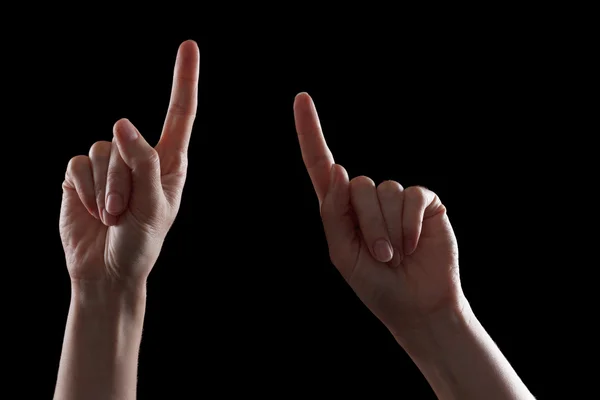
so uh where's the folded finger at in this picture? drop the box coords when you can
[402,186,442,255]
[377,180,405,267]
[88,141,112,225]
[350,176,393,263]
[104,139,131,226]
[65,155,98,219]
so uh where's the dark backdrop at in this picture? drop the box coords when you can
[15,11,590,399]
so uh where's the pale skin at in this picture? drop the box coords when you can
[54,40,199,400]
[55,41,534,399]
[293,92,535,399]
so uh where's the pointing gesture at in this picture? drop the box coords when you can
[59,40,200,283]
[293,92,462,336]
[55,40,200,400]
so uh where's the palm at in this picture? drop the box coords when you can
[59,180,170,281]
[60,194,108,278]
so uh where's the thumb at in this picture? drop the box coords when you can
[113,118,164,221]
[321,164,360,280]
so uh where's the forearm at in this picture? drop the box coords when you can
[54,280,147,400]
[396,298,534,400]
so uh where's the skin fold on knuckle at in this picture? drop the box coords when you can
[412,185,446,217]
[168,101,196,118]
[166,151,189,177]
[134,148,160,172]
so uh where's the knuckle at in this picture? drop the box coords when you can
[377,180,403,197]
[405,185,428,204]
[168,101,196,118]
[113,118,130,133]
[350,175,375,189]
[304,152,331,170]
[147,148,161,167]
[66,155,89,176]
[88,141,112,159]
[113,118,124,129]
[169,152,189,176]
[405,185,444,212]
[136,148,160,170]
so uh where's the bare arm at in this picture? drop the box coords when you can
[55,40,199,399]
[397,298,534,400]
[54,281,146,400]
[292,91,534,399]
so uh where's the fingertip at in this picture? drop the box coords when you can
[113,118,139,143]
[178,39,200,61]
[89,208,100,220]
[177,40,200,79]
[294,92,311,108]
[112,117,128,132]
[181,39,198,49]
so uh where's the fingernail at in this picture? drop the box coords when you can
[118,119,138,142]
[102,208,118,226]
[390,247,403,268]
[374,239,393,262]
[106,194,124,215]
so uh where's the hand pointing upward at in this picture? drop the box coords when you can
[293,92,462,337]
[59,40,200,284]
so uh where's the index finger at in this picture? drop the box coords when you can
[293,92,335,205]
[157,39,200,162]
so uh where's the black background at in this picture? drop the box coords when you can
[10,8,593,399]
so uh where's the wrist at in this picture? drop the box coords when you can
[391,297,534,399]
[70,278,147,317]
[55,279,147,400]
[393,296,475,354]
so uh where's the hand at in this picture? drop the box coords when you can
[59,40,199,285]
[293,92,463,338]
